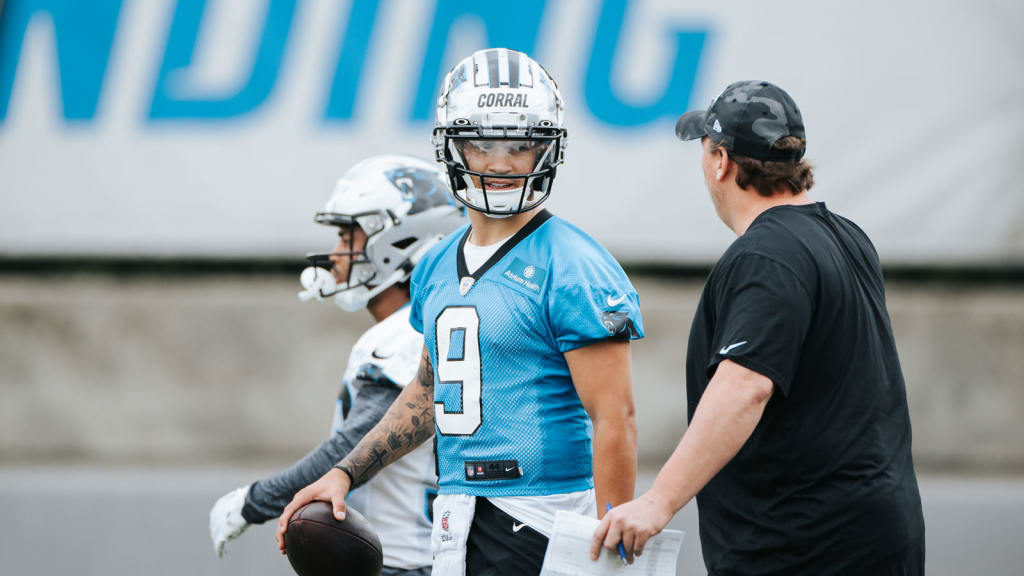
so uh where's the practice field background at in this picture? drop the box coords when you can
[0,466,1021,576]
[2,275,1023,575]
[3,0,1024,574]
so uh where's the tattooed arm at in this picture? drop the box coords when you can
[275,345,435,553]
[335,345,436,487]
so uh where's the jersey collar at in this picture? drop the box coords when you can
[456,209,553,294]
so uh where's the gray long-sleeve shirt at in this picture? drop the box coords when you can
[241,379,401,524]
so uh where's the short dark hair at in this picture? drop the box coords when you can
[711,137,814,197]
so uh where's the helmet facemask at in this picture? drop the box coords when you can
[435,124,563,217]
[300,211,392,310]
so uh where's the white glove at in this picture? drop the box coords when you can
[209,485,250,558]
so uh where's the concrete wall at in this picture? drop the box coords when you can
[2,274,1022,470]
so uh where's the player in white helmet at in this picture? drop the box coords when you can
[209,155,465,576]
[431,48,566,218]
[277,49,643,576]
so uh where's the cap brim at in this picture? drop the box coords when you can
[675,110,708,141]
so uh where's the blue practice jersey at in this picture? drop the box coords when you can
[409,210,644,497]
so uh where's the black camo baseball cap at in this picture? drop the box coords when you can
[675,80,805,162]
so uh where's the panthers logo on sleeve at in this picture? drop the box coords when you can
[600,309,640,338]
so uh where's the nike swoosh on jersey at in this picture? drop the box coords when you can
[371,349,393,360]
[512,523,526,533]
[606,293,627,307]
[719,341,748,355]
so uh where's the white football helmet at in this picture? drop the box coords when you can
[433,48,567,217]
[299,155,465,311]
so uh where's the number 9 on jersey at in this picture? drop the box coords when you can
[434,306,482,436]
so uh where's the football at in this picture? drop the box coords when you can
[285,501,383,576]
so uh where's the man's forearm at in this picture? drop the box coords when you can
[649,360,772,512]
[564,340,638,517]
[244,383,401,523]
[593,416,637,516]
[336,347,436,488]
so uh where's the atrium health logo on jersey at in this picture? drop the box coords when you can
[0,0,708,126]
[504,258,546,293]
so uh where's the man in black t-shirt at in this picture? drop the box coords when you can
[593,81,925,575]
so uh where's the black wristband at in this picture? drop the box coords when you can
[333,463,358,488]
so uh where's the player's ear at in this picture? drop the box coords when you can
[715,147,730,182]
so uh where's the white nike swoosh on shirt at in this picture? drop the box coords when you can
[606,294,627,307]
[719,341,748,355]
[512,523,526,533]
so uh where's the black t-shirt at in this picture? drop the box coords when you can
[686,203,924,575]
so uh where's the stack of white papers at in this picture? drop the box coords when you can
[540,510,685,576]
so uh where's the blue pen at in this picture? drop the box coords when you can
[605,502,629,566]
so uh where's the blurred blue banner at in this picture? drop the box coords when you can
[1,0,1021,264]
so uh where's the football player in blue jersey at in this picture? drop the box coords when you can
[277,48,645,576]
